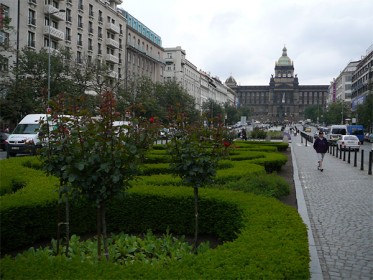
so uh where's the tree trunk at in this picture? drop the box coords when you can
[97,205,102,261]
[101,202,109,261]
[193,186,199,252]
[65,194,70,257]
[56,181,62,255]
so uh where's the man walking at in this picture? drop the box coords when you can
[313,131,329,171]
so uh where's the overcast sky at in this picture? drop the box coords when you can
[120,0,373,85]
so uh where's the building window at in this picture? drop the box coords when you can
[28,9,36,25]
[78,15,83,28]
[77,33,82,46]
[98,10,103,22]
[0,31,9,47]
[27,31,35,47]
[65,27,71,41]
[88,38,92,50]
[0,56,8,72]
[77,51,82,64]
[66,9,72,22]
[89,4,93,17]
[89,21,93,34]
[78,0,84,10]
[98,27,102,38]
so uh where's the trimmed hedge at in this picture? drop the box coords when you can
[0,142,309,279]
[235,140,289,152]
[1,186,309,279]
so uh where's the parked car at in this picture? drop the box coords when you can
[314,127,330,139]
[369,133,373,143]
[0,132,10,151]
[336,135,361,151]
[365,133,371,142]
[304,127,311,133]
[327,124,348,146]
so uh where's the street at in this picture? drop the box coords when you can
[295,125,373,171]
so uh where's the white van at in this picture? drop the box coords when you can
[327,124,348,146]
[6,114,50,157]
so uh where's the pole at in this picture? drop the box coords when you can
[47,12,51,108]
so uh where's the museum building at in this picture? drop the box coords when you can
[225,47,329,122]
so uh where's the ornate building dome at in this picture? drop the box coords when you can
[225,75,237,87]
[277,46,292,66]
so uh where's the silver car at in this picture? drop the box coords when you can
[336,135,361,151]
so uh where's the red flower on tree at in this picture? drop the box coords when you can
[149,116,155,123]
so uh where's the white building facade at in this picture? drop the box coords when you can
[1,1,234,110]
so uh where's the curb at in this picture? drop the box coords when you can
[290,141,323,280]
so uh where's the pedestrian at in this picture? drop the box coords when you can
[313,130,329,172]
[241,128,247,140]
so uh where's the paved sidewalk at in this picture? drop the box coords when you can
[290,133,373,280]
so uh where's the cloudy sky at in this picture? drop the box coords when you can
[120,0,373,85]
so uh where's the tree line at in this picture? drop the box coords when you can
[304,95,373,132]
[0,48,251,130]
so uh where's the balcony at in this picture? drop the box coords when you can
[105,54,119,64]
[43,46,60,55]
[44,5,65,21]
[28,0,37,7]
[106,38,119,48]
[43,26,64,41]
[165,57,174,64]
[107,70,118,79]
[106,22,119,34]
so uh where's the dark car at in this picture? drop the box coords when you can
[0,132,10,151]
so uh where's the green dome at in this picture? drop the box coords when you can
[277,46,292,66]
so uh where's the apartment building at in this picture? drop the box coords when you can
[119,10,164,84]
[1,1,235,109]
[164,46,235,111]
[329,61,359,106]
[1,0,126,92]
[351,44,373,111]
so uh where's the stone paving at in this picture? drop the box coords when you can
[290,132,373,280]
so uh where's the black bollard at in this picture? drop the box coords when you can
[360,150,364,171]
[348,147,351,164]
[305,138,307,147]
[340,146,342,159]
[354,149,357,167]
[368,151,372,175]
[332,145,335,156]
[343,148,346,161]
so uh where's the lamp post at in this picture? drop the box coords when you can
[47,9,65,111]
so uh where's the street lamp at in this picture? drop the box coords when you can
[47,9,65,111]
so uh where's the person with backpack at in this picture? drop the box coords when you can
[313,130,329,172]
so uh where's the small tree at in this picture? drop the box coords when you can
[40,91,159,260]
[39,110,73,256]
[167,110,226,250]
